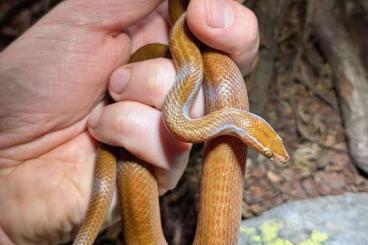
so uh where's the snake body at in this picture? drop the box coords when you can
[73,1,289,244]
[162,13,288,164]
[192,48,249,243]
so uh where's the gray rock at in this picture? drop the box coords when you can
[238,193,368,245]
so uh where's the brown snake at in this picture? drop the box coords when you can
[73,0,289,244]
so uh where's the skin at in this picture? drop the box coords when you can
[0,0,259,244]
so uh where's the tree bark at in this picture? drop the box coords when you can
[313,0,368,172]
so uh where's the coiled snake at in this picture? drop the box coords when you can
[73,0,289,244]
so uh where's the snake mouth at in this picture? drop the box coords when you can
[260,147,289,166]
[269,152,290,166]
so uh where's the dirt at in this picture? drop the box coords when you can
[1,1,367,245]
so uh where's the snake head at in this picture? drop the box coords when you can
[241,112,289,165]
[257,131,289,165]
[261,144,289,166]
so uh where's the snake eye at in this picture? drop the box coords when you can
[262,149,273,158]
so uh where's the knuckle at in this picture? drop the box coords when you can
[113,103,136,137]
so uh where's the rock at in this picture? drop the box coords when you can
[238,193,368,245]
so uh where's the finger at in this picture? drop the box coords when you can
[154,160,189,195]
[187,0,259,75]
[108,58,205,118]
[87,102,191,192]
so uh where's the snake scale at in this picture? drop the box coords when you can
[73,0,289,244]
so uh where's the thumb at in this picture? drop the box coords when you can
[42,0,164,32]
[187,0,259,74]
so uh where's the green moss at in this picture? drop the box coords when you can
[260,219,284,242]
[241,219,330,245]
[310,230,329,242]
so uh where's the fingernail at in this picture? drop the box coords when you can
[88,107,103,129]
[110,68,130,94]
[207,0,233,28]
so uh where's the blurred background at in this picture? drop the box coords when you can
[1,0,368,244]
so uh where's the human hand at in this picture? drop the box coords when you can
[0,0,259,244]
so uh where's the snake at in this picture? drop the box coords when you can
[73,0,289,244]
